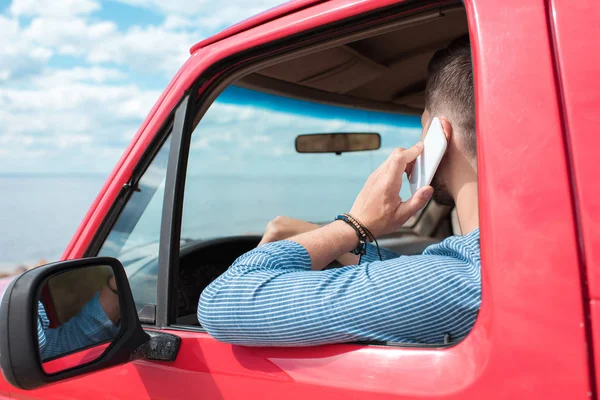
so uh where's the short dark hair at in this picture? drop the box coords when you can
[425,35,476,157]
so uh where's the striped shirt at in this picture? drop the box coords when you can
[198,229,481,346]
[37,294,118,360]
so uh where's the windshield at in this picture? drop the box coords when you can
[180,86,422,242]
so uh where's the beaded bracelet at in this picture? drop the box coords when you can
[334,213,383,261]
[335,214,367,255]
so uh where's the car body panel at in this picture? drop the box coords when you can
[189,0,326,53]
[2,0,596,398]
[549,0,600,389]
[549,0,600,298]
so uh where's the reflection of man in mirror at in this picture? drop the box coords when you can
[37,276,120,360]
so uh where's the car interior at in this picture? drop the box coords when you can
[173,3,469,327]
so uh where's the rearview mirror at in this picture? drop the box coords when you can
[295,133,381,155]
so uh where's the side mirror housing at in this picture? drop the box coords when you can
[0,257,149,390]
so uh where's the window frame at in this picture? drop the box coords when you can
[166,1,461,331]
[83,103,181,327]
[86,0,462,330]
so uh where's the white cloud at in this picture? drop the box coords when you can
[163,15,195,30]
[10,0,100,18]
[0,15,53,82]
[23,17,117,56]
[2,0,286,81]
[0,0,338,175]
[86,24,195,74]
[0,65,161,173]
[110,0,283,27]
[14,16,192,75]
[32,66,126,86]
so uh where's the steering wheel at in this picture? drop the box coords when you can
[176,236,262,318]
[179,235,263,259]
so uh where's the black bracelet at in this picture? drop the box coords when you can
[334,214,383,260]
[335,214,367,255]
[106,276,118,295]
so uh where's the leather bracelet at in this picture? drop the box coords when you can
[334,214,368,255]
[106,276,118,295]
[335,213,383,261]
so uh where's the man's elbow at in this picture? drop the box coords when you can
[198,284,272,346]
[197,287,222,338]
[197,284,240,344]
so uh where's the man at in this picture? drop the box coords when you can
[37,276,120,360]
[198,35,480,346]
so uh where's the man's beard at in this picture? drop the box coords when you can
[431,174,455,206]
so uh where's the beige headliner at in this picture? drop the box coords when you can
[237,6,468,115]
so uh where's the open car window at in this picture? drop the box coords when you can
[181,86,422,242]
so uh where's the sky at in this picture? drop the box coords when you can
[0,0,286,174]
[187,86,421,177]
[0,0,423,177]
[0,0,425,267]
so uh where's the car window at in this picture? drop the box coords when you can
[181,86,422,241]
[97,136,171,312]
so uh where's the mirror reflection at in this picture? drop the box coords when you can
[295,133,381,154]
[37,265,121,369]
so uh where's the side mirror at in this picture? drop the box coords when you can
[0,257,151,390]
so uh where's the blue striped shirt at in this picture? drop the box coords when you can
[37,294,118,360]
[198,229,481,346]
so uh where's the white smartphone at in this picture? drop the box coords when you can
[409,117,447,196]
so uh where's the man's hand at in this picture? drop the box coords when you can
[349,142,433,237]
[259,216,360,266]
[99,276,120,324]
[259,216,319,246]
[260,143,432,270]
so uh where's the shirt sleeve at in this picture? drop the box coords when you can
[40,293,119,360]
[359,242,400,264]
[198,239,481,347]
[37,302,50,352]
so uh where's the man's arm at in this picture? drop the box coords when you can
[39,294,119,360]
[198,143,455,346]
[289,143,432,271]
[258,216,400,267]
[198,238,480,346]
[38,280,120,360]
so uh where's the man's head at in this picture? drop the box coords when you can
[421,35,475,206]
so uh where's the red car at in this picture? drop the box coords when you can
[0,0,598,398]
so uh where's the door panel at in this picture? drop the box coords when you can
[550,0,600,388]
[163,0,589,399]
[550,0,600,298]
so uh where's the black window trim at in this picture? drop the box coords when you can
[155,93,196,327]
[84,117,175,259]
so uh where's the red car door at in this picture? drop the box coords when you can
[549,0,600,389]
[4,0,592,399]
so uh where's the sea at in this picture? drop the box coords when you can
[0,173,413,273]
[0,175,107,273]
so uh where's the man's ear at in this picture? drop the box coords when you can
[439,117,453,144]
